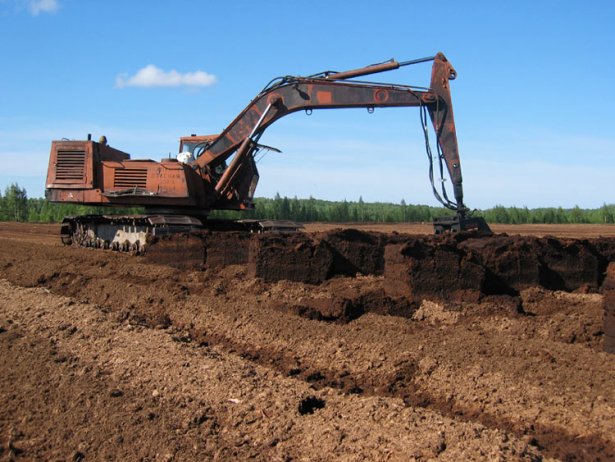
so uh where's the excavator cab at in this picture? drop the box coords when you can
[178,134,217,163]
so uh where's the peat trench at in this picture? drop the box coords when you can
[30,293,612,456]
[8,229,615,461]
[79,297,613,462]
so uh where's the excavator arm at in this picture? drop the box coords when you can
[194,53,471,227]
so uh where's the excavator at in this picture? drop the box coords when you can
[45,52,491,252]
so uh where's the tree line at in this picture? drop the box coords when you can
[1,183,614,224]
[211,194,452,223]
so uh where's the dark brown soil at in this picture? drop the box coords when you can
[605,262,615,353]
[1,222,614,461]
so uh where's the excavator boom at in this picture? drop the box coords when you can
[194,52,465,212]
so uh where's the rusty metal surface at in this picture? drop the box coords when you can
[325,59,401,80]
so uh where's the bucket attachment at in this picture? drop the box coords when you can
[433,213,492,235]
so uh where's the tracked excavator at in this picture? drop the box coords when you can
[45,52,491,252]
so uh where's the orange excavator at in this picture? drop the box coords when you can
[45,52,490,252]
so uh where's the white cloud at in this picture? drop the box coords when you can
[115,65,217,88]
[26,0,59,15]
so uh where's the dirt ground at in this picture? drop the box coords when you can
[1,222,614,461]
[304,222,615,238]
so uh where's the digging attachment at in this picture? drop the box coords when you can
[433,213,492,235]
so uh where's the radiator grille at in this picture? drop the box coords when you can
[114,168,148,189]
[55,150,85,181]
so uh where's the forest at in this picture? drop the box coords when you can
[1,183,614,225]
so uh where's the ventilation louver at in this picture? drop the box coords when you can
[55,150,85,181]
[114,168,148,189]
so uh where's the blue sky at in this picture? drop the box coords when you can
[1,0,613,209]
